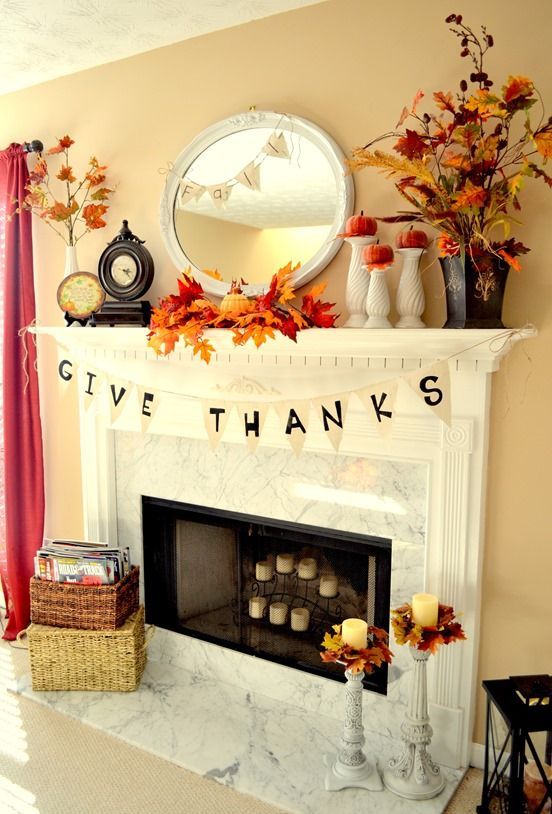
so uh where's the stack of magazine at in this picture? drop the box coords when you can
[34,539,131,585]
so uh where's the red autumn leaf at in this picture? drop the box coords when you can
[176,273,205,306]
[301,294,338,328]
[502,75,534,104]
[411,88,425,114]
[394,129,430,160]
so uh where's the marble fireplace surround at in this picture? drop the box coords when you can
[36,326,533,781]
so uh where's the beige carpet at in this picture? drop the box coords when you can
[0,633,482,813]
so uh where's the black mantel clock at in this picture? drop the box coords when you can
[90,220,154,327]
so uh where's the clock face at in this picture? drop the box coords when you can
[111,254,138,287]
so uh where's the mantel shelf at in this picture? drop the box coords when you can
[32,324,536,372]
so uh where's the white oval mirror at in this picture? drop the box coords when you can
[160,110,354,297]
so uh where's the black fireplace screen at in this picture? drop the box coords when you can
[142,496,392,693]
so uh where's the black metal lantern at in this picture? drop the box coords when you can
[477,675,552,814]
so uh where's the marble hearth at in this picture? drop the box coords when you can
[20,325,535,813]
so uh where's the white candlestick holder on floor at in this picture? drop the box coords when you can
[343,236,377,327]
[383,648,445,799]
[324,667,383,792]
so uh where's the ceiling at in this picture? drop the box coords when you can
[0,0,326,96]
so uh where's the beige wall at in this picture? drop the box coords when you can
[1,0,550,748]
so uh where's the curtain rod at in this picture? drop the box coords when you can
[23,140,43,154]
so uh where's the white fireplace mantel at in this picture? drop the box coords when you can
[34,323,536,773]
[34,324,535,372]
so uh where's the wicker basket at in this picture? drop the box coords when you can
[28,606,148,692]
[30,565,139,630]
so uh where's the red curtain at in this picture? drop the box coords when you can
[0,143,44,639]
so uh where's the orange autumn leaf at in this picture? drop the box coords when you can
[502,75,534,104]
[43,200,79,221]
[56,164,76,183]
[192,338,215,363]
[535,129,552,160]
[433,90,455,113]
[464,89,506,119]
[498,249,522,272]
[452,182,488,210]
[82,203,108,230]
[411,88,424,114]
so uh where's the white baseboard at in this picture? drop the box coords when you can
[470,741,486,769]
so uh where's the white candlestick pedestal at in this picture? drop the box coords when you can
[343,236,377,327]
[324,667,383,792]
[383,649,445,800]
[364,267,392,328]
[395,248,426,328]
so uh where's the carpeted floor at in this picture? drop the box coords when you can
[0,632,482,813]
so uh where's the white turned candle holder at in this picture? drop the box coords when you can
[395,248,426,328]
[324,667,383,792]
[364,266,392,328]
[343,236,377,327]
[383,648,445,800]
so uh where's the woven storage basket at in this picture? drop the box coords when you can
[30,565,139,630]
[28,606,147,692]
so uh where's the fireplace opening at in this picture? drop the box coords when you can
[142,496,392,693]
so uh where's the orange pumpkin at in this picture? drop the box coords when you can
[345,210,377,237]
[395,226,429,249]
[363,242,394,270]
[219,280,252,314]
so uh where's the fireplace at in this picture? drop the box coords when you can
[33,324,536,771]
[142,496,392,692]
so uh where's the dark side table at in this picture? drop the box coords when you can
[477,675,552,814]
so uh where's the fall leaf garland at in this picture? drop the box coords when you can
[391,603,466,655]
[148,262,338,363]
[320,624,393,675]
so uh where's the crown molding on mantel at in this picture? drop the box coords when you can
[32,325,536,374]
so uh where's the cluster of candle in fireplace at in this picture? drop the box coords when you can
[248,552,340,632]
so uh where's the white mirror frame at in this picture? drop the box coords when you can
[159,110,355,298]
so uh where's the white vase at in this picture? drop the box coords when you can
[343,236,377,327]
[63,244,80,279]
[395,248,426,328]
[365,267,392,328]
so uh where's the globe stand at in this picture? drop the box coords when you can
[383,649,445,800]
[324,667,383,792]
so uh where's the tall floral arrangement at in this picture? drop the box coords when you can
[348,13,552,274]
[23,135,112,245]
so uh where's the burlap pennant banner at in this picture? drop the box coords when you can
[136,386,160,433]
[355,380,398,438]
[263,131,290,158]
[311,394,349,452]
[177,179,204,207]
[235,161,261,192]
[108,377,133,425]
[79,365,105,411]
[202,401,235,450]
[405,360,452,427]
[56,347,76,396]
[275,400,310,456]
[237,402,270,453]
[54,352,459,453]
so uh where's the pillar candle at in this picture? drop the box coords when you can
[276,553,294,574]
[297,557,317,580]
[412,593,439,627]
[269,602,288,625]
[319,575,338,598]
[341,618,368,649]
[249,596,267,619]
[290,607,310,632]
[255,560,273,581]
